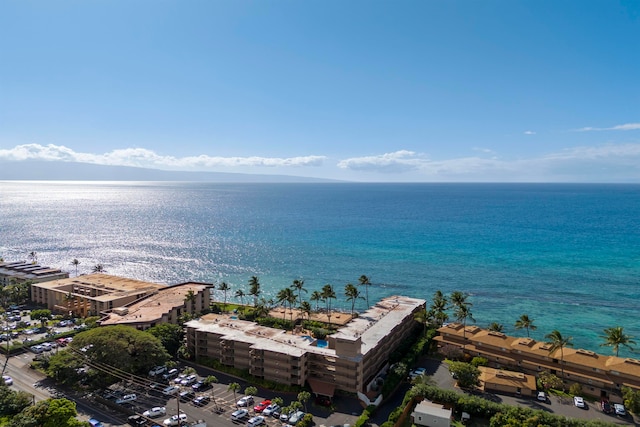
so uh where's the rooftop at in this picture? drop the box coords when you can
[0,260,69,280]
[33,273,165,299]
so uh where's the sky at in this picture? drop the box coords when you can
[1,1,639,182]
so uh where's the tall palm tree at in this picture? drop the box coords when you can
[92,263,105,273]
[218,282,230,313]
[28,251,38,264]
[358,275,371,308]
[431,290,449,327]
[253,299,270,319]
[248,276,261,307]
[299,301,312,321]
[297,391,311,413]
[276,287,296,323]
[600,326,636,357]
[184,290,197,313]
[454,303,475,348]
[70,259,80,277]
[344,283,363,316]
[310,291,323,312]
[450,291,471,310]
[545,329,573,389]
[515,314,537,337]
[228,382,241,406]
[235,289,246,313]
[322,284,336,325]
[204,375,219,409]
[291,279,307,308]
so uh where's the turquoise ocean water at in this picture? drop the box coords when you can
[1,181,639,357]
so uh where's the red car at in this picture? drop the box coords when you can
[601,398,613,414]
[254,399,271,413]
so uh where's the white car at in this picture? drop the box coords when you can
[231,409,249,421]
[163,413,187,426]
[263,403,280,416]
[614,403,626,416]
[115,393,137,404]
[143,406,167,418]
[162,385,180,396]
[573,396,585,408]
[237,395,254,407]
[409,367,426,379]
[537,391,547,402]
[247,416,265,427]
[2,375,13,386]
[288,411,305,424]
[149,366,167,377]
[180,374,197,385]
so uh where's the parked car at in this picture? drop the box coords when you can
[254,399,271,412]
[162,368,179,380]
[193,395,211,407]
[537,391,547,402]
[601,398,613,414]
[573,396,585,408]
[88,419,104,427]
[280,411,291,422]
[231,409,249,422]
[180,374,198,386]
[409,367,426,379]
[149,366,167,377]
[179,390,195,401]
[262,403,280,416]
[2,375,13,386]
[162,385,179,396]
[192,380,211,392]
[614,403,627,416]
[163,413,187,426]
[115,393,137,404]
[143,407,166,418]
[288,411,305,424]
[237,395,254,407]
[247,416,265,427]
[127,415,146,426]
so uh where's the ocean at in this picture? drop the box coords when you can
[1,181,639,357]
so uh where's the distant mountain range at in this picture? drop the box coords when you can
[0,161,340,183]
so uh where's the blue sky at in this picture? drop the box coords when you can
[1,1,639,182]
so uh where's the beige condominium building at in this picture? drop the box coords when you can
[31,273,167,317]
[435,323,640,401]
[0,260,69,286]
[185,295,425,396]
[99,282,213,330]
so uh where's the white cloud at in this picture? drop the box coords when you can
[575,123,640,132]
[524,130,536,135]
[336,150,427,173]
[0,144,327,169]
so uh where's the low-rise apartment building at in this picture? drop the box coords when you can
[1,260,69,286]
[435,323,640,400]
[185,295,425,395]
[31,273,166,316]
[99,282,213,330]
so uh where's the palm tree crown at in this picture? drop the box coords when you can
[358,275,371,308]
[545,329,573,389]
[514,314,537,337]
[600,326,636,357]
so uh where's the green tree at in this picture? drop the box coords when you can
[544,329,573,390]
[454,302,475,347]
[244,386,258,398]
[600,326,636,357]
[277,287,296,325]
[622,386,640,414]
[537,370,563,391]
[70,259,80,277]
[235,289,246,313]
[248,276,261,307]
[515,314,537,337]
[450,291,471,311]
[321,284,336,325]
[291,279,307,308]
[146,323,184,355]
[228,382,241,406]
[91,263,105,273]
[310,290,323,311]
[488,322,504,332]
[447,361,480,389]
[71,325,169,376]
[0,384,32,416]
[46,350,85,385]
[184,290,197,314]
[9,398,84,427]
[430,290,448,327]
[30,309,52,328]
[218,282,230,313]
[205,375,219,409]
[28,251,37,264]
[344,283,363,316]
[358,275,371,308]
[297,391,311,412]
[299,301,312,321]
[272,396,284,407]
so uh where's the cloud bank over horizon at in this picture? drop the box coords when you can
[2,142,640,182]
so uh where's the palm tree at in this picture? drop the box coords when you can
[454,303,475,348]
[204,375,219,409]
[344,283,363,316]
[297,391,311,413]
[218,282,230,313]
[358,275,371,308]
[545,329,573,389]
[488,322,504,332]
[310,290,323,311]
[184,290,197,313]
[291,279,307,308]
[235,289,246,313]
[277,287,296,323]
[248,276,261,307]
[515,314,537,337]
[70,259,80,276]
[228,382,241,406]
[28,251,37,264]
[431,290,449,327]
[450,291,471,310]
[253,299,270,319]
[92,263,105,273]
[600,326,636,357]
[322,284,336,325]
[299,301,312,321]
